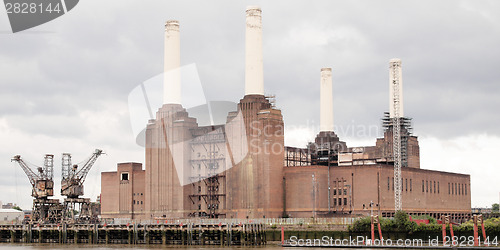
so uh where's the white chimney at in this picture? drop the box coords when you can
[163,20,181,104]
[320,68,334,132]
[245,6,264,96]
[389,58,404,118]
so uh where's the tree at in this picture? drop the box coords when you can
[12,206,22,211]
[394,210,417,233]
[492,203,499,213]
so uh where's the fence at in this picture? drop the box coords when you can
[102,217,357,226]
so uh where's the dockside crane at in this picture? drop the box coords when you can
[61,149,104,198]
[11,154,63,223]
[60,149,104,223]
[11,154,54,199]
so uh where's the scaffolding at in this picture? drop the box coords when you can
[284,146,311,167]
[381,112,413,168]
[188,127,226,218]
[62,197,99,224]
[31,198,63,224]
[265,94,276,108]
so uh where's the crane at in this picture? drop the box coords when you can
[11,154,63,223]
[61,149,104,198]
[11,154,54,199]
[390,59,403,212]
[60,149,104,224]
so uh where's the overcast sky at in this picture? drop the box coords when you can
[1,0,499,210]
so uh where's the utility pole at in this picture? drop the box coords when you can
[312,174,316,219]
[370,200,374,217]
[327,145,331,213]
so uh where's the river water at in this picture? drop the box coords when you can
[0,244,284,249]
[0,243,389,249]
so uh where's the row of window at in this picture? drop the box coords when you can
[333,197,348,206]
[386,177,468,196]
[133,200,143,205]
[387,177,414,192]
[421,180,440,193]
[333,179,347,188]
[333,188,348,196]
[448,182,467,196]
[133,193,143,196]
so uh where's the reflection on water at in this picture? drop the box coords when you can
[0,244,395,250]
[0,243,284,249]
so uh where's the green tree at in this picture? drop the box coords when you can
[12,206,22,211]
[492,203,499,213]
[394,210,417,233]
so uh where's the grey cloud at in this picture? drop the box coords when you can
[1,0,499,208]
[0,0,498,140]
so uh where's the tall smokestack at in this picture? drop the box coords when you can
[320,68,334,132]
[163,20,181,104]
[245,6,264,96]
[389,58,404,118]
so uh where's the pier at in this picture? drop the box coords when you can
[0,222,266,245]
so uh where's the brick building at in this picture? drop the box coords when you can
[100,6,471,222]
[101,163,145,219]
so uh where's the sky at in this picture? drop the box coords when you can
[0,0,499,210]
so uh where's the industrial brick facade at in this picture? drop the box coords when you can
[100,94,285,219]
[101,162,145,219]
[284,164,471,221]
[225,95,284,219]
[99,6,471,222]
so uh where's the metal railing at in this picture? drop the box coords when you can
[101,217,357,226]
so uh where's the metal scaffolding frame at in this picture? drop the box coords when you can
[188,127,226,218]
[381,112,413,168]
[284,146,311,167]
[390,60,402,211]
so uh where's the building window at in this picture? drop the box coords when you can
[333,189,337,195]
[465,184,467,195]
[434,181,436,193]
[410,179,412,192]
[426,180,428,192]
[448,183,450,194]
[344,189,347,195]
[452,183,454,195]
[388,177,390,190]
[392,177,394,191]
[141,201,143,204]
[455,183,458,195]
[422,180,425,192]
[344,198,347,206]
[334,198,337,206]
[198,186,201,193]
[338,198,342,206]
[121,172,129,181]
[405,179,408,192]
[133,200,135,204]
[430,181,432,193]
[438,182,440,193]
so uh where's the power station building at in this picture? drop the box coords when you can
[101,6,471,222]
